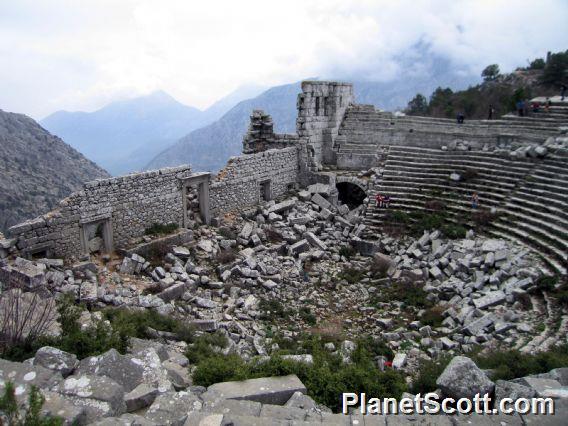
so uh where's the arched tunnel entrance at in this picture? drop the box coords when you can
[336,182,367,209]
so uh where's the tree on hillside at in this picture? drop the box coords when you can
[481,64,500,81]
[406,94,428,115]
[540,50,568,85]
[529,58,545,70]
[429,87,454,118]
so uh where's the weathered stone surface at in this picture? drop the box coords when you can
[76,348,172,393]
[0,359,62,395]
[205,375,307,405]
[54,374,126,423]
[41,390,87,425]
[473,290,506,310]
[436,356,495,399]
[33,346,78,377]
[494,380,536,404]
[146,391,201,426]
[124,383,159,412]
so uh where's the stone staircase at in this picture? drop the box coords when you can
[361,145,568,275]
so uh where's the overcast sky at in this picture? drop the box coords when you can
[1,0,566,119]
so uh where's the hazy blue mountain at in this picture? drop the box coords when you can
[145,61,480,173]
[146,83,301,172]
[40,87,261,176]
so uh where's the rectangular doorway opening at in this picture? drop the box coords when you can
[260,180,272,202]
[182,173,211,228]
[81,219,113,256]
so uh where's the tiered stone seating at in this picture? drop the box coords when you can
[361,146,568,275]
[488,156,568,274]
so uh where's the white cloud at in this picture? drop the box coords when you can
[0,0,565,119]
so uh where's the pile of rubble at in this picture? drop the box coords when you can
[2,183,564,362]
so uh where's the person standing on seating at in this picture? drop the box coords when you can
[488,104,495,120]
[471,192,479,209]
[375,193,383,208]
[545,98,551,113]
[561,84,567,101]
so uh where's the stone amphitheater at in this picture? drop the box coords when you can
[1,82,567,425]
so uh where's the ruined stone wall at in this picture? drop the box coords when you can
[8,166,192,259]
[210,147,299,215]
[296,81,354,169]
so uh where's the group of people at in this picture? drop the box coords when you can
[375,193,391,208]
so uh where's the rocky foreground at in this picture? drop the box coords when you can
[1,185,567,424]
[1,345,567,424]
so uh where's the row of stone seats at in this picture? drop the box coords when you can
[487,156,568,275]
[338,104,563,148]
[362,145,568,275]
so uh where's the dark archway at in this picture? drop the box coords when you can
[336,182,366,209]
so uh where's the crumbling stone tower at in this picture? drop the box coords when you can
[296,81,354,170]
[242,110,275,154]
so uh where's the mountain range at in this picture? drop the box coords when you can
[39,54,480,175]
[0,110,109,234]
[40,85,266,175]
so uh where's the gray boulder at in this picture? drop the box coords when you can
[146,391,201,425]
[33,346,78,377]
[436,356,495,399]
[54,374,126,423]
[76,348,172,393]
[494,380,536,404]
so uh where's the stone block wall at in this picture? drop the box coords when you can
[296,81,354,169]
[8,166,192,259]
[210,147,299,216]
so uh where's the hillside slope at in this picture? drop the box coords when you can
[0,110,110,233]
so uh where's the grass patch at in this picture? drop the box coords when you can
[338,267,366,284]
[374,280,431,309]
[473,344,568,381]
[144,222,179,236]
[299,307,317,326]
[259,299,292,323]
[338,245,356,260]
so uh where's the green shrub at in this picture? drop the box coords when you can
[421,306,445,327]
[387,210,411,224]
[185,332,228,364]
[103,308,195,343]
[258,299,292,322]
[441,224,467,239]
[338,245,356,260]
[299,307,317,326]
[192,354,248,386]
[0,383,63,426]
[338,267,365,284]
[144,223,179,236]
[535,276,558,292]
[192,335,406,412]
[411,356,452,394]
[473,344,568,381]
[376,280,430,308]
